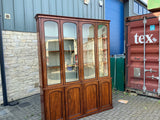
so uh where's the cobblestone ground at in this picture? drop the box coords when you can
[0,91,160,120]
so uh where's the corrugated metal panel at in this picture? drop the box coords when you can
[1,0,105,32]
[24,0,34,32]
[95,0,99,19]
[49,0,56,15]
[68,0,74,17]
[14,0,25,31]
[0,0,2,17]
[33,0,42,32]
[91,0,95,19]
[87,0,91,18]
[83,3,87,18]
[105,0,124,55]
[126,12,160,97]
[41,0,49,14]
[63,0,68,16]
[73,0,78,17]
[0,0,3,29]
[56,0,63,16]
[2,0,14,30]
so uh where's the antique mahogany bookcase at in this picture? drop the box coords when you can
[35,14,112,120]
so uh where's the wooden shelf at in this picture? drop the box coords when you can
[65,70,78,73]
[48,50,60,52]
[65,64,78,67]
[99,49,107,51]
[99,61,107,64]
[83,37,94,41]
[64,38,76,40]
[83,49,94,52]
[98,37,107,39]
[84,63,95,66]
[48,50,74,52]
[47,66,60,68]
[64,50,74,51]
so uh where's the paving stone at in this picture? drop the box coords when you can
[1,91,160,119]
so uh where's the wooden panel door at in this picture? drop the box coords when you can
[65,84,83,119]
[97,24,112,111]
[45,88,65,120]
[80,22,99,114]
[99,80,112,110]
[83,82,99,114]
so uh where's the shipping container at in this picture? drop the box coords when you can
[125,12,160,97]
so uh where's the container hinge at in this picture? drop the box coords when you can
[143,17,147,24]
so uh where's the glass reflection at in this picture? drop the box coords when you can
[98,25,108,77]
[44,21,61,85]
[63,23,79,82]
[82,24,95,79]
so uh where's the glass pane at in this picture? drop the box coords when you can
[134,1,138,14]
[139,5,143,15]
[98,25,108,77]
[82,24,95,79]
[63,23,79,82]
[44,21,61,85]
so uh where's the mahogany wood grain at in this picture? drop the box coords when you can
[83,82,99,114]
[45,88,65,120]
[99,81,111,110]
[65,84,83,119]
[35,14,112,120]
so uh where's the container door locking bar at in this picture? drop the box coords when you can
[143,17,147,92]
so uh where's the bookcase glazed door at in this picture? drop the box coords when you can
[62,21,83,119]
[44,20,62,86]
[43,20,65,120]
[81,23,99,114]
[98,24,112,110]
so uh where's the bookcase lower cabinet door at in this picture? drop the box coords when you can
[45,88,65,120]
[65,84,83,119]
[99,80,112,111]
[83,82,99,114]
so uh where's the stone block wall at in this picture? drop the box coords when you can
[0,31,40,104]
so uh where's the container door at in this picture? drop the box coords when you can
[126,17,159,94]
